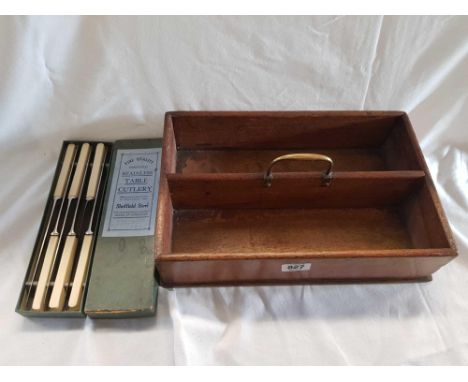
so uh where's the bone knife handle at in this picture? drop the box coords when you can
[86,143,105,200]
[53,144,76,199]
[32,235,59,310]
[68,143,90,199]
[68,234,93,309]
[49,235,78,310]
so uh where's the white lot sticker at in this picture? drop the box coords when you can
[281,263,312,272]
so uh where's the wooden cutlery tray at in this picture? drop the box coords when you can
[155,111,457,286]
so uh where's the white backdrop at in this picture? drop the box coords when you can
[0,16,467,365]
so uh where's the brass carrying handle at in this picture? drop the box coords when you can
[264,153,334,187]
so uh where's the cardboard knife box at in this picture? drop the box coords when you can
[17,139,161,317]
[155,111,457,286]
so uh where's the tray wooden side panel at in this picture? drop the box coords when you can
[400,114,458,254]
[155,114,177,258]
[169,111,404,150]
[156,250,454,286]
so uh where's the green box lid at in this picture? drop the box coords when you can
[85,139,161,318]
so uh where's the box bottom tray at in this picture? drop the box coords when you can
[172,208,414,253]
[156,207,452,286]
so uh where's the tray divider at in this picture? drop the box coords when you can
[166,170,426,209]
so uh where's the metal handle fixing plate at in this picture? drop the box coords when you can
[264,153,334,187]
